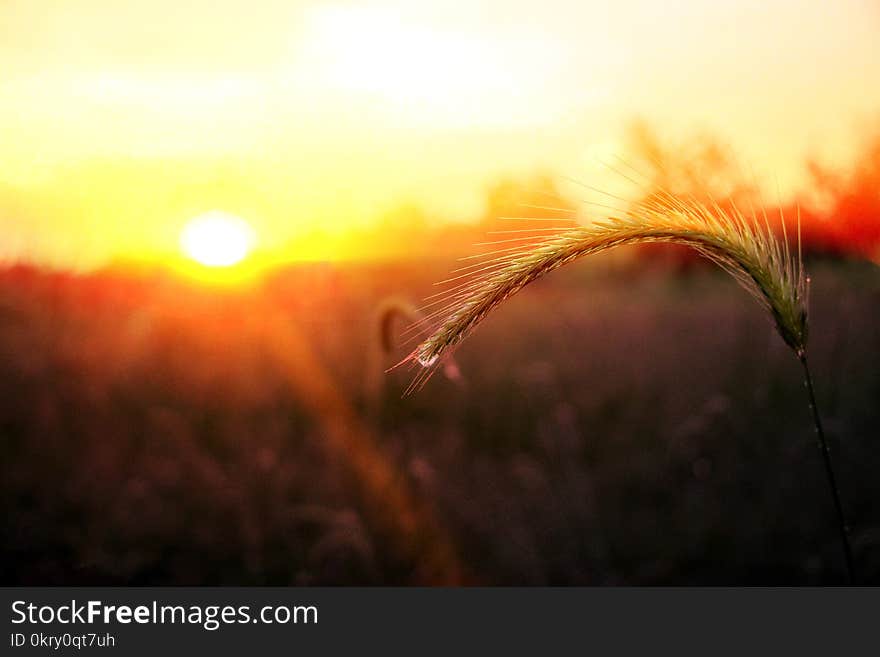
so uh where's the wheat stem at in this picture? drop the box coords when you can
[799,353,856,583]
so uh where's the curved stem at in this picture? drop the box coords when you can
[799,353,856,583]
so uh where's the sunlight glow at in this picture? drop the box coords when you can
[180,212,256,267]
[0,1,878,267]
[301,6,577,127]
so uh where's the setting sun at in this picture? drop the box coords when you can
[180,211,256,267]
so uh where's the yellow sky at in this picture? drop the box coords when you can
[1,0,878,267]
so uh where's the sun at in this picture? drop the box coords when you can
[180,211,256,267]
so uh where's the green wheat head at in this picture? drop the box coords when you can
[410,191,808,385]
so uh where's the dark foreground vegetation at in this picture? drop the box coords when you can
[1,256,878,584]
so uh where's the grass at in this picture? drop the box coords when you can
[411,192,857,580]
[1,259,877,584]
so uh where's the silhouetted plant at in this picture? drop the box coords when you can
[410,190,856,582]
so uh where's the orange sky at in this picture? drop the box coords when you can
[1,0,878,268]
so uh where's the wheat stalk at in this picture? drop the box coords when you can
[408,190,857,582]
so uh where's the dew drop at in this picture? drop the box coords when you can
[417,352,439,368]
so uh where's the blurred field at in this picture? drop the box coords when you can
[1,255,878,585]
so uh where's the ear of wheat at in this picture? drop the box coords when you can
[407,188,857,582]
[413,193,807,375]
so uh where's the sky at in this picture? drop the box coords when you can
[1,0,878,267]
